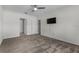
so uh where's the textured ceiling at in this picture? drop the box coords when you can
[3,5,65,16]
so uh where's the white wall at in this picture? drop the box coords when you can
[3,10,25,39]
[3,10,38,39]
[41,6,79,45]
[0,6,3,44]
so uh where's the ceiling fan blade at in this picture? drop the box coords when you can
[33,5,37,7]
[37,7,45,9]
[31,5,37,8]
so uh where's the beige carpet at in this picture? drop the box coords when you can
[0,35,79,53]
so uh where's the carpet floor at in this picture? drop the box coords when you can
[0,35,79,53]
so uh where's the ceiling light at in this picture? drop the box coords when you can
[34,8,37,11]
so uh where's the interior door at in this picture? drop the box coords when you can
[38,20,41,35]
[20,18,25,35]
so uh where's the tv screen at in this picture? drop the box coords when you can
[47,17,56,24]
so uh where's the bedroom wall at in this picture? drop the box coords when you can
[3,10,25,39]
[41,6,79,45]
[0,6,3,44]
[3,10,38,39]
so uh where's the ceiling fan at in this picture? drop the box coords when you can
[31,5,46,12]
[24,5,45,14]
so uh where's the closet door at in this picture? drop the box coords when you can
[32,19,38,34]
[31,17,38,35]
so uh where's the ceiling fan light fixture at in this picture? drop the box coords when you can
[34,7,37,11]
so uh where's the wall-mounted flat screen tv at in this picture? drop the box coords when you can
[47,17,56,24]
